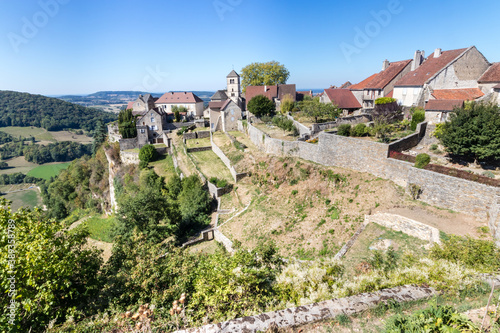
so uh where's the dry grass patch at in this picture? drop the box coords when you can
[253,123,299,141]
[219,156,408,259]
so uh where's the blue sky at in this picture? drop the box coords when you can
[0,0,499,95]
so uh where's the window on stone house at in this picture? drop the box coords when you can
[140,129,145,133]
[151,117,155,122]
[230,79,235,84]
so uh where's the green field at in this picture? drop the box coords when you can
[0,126,55,142]
[82,215,116,243]
[2,189,42,211]
[189,150,233,182]
[26,162,71,180]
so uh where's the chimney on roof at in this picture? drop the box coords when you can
[434,48,442,58]
[264,85,267,91]
[411,50,424,71]
[382,59,390,71]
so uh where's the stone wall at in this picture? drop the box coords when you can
[214,228,233,253]
[286,114,311,137]
[310,114,372,134]
[120,151,140,165]
[119,138,138,151]
[183,132,197,140]
[175,285,436,333]
[197,130,210,139]
[186,146,212,153]
[241,121,499,226]
[207,181,231,199]
[365,213,441,244]
[388,122,427,152]
[211,137,247,182]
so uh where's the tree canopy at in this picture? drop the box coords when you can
[247,95,275,117]
[240,61,290,92]
[0,90,116,132]
[299,98,340,123]
[118,109,137,139]
[0,199,102,331]
[440,102,500,162]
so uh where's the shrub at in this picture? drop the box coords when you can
[337,124,351,136]
[430,143,438,151]
[430,235,500,272]
[374,97,396,105]
[139,144,158,169]
[414,153,430,169]
[384,303,479,332]
[351,123,367,137]
[482,171,495,179]
[209,177,228,188]
[410,108,425,131]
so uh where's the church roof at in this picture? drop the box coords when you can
[211,90,228,101]
[227,70,239,78]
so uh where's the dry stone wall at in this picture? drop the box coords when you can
[175,285,436,333]
[365,213,441,244]
[211,136,247,182]
[240,121,499,231]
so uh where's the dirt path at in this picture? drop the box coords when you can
[380,205,488,239]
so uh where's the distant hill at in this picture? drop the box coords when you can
[57,90,215,107]
[0,90,117,132]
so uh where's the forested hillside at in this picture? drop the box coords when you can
[0,90,116,131]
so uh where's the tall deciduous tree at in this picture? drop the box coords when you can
[440,103,500,162]
[299,98,340,123]
[240,61,290,92]
[247,95,276,117]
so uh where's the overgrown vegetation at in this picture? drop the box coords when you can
[118,108,136,139]
[0,90,116,131]
[439,102,500,162]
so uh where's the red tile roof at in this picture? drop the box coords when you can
[425,99,464,111]
[395,48,468,87]
[349,73,378,90]
[245,84,296,104]
[365,60,412,89]
[478,63,500,83]
[324,89,362,109]
[245,85,278,103]
[431,88,484,101]
[127,101,134,109]
[297,90,313,97]
[156,92,203,104]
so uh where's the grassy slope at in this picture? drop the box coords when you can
[2,189,41,211]
[27,162,71,180]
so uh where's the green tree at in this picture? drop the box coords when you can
[172,105,185,122]
[178,175,212,229]
[410,108,425,131]
[92,119,107,155]
[118,109,137,139]
[240,61,290,92]
[139,144,158,168]
[440,103,500,162]
[0,200,102,331]
[299,98,340,123]
[247,95,275,117]
[280,95,295,114]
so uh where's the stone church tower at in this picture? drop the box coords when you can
[226,70,240,103]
